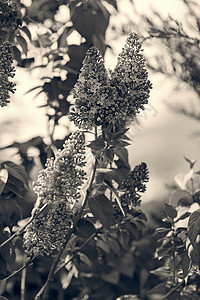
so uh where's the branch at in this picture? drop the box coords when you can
[1,257,34,282]
[162,281,184,299]
[0,203,48,250]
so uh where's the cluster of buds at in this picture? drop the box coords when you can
[0,41,16,107]
[120,162,149,208]
[70,33,152,129]
[23,131,87,257]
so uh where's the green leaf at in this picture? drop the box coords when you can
[188,209,200,245]
[164,203,177,219]
[16,35,28,56]
[88,194,114,229]
[74,218,96,238]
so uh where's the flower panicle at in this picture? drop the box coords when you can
[69,46,108,129]
[0,41,16,107]
[34,131,87,208]
[23,131,87,257]
[121,162,149,208]
[70,32,152,129]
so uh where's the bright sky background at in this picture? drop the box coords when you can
[0,0,199,203]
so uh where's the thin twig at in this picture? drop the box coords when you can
[21,264,26,300]
[162,280,184,299]
[0,203,48,250]
[2,258,34,282]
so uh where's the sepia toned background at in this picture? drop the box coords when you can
[0,0,199,203]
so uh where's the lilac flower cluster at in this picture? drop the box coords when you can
[120,162,149,208]
[70,33,152,129]
[0,41,16,107]
[23,202,74,257]
[23,131,87,257]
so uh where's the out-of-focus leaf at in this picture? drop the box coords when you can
[96,238,110,254]
[174,169,194,190]
[38,32,53,48]
[169,188,192,206]
[16,35,28,56]
[188,209,200,245]
[101,270,120,284]
[66,43,89,71]
[0,256,7,276]
[12,46,21,64]
[20,26,32,41]
[118,252,135,277]
[190,242,200,265]
[180,251,190,277]
[174,212,191,223]
[104,0,118,10]
[183,156,196,169]
[117,229,129,249]
[0,278,7,295]
[0,170,8,195]
[153,227,171,240]
[70,3,110,43]
[150,266,170,280]
[147,282,166,296]
[57,26,73,48]
[88,194,114,229]
[164,203,177,219]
